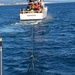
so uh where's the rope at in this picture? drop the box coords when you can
[27,25,36,75]
[31,24,35,71]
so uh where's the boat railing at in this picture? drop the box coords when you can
[20,8,45,14]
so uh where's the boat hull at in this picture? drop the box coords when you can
[20,7,47,21]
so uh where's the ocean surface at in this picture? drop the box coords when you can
[0,2,75,75]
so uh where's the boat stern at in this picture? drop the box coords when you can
[20,13,45,21]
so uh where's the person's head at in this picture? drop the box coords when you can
[34,3,37,5]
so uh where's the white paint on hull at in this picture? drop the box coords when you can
[20,7,47,21]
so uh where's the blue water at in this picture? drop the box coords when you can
[0,2,75,75]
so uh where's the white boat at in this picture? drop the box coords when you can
[20,0,47,21]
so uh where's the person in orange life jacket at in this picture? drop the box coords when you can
[34,3,38,10]
[34,3,41,11]
[37,6,41,11]
[37,3,41,11]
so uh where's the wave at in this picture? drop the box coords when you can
[11,20,43,26]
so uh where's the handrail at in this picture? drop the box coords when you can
[20,8,44,14]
